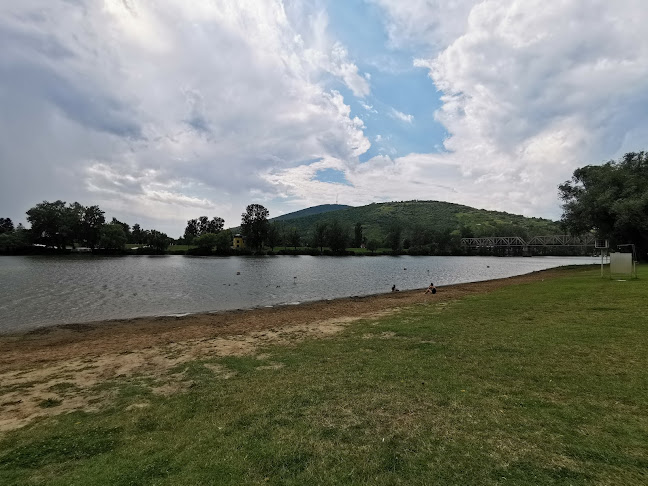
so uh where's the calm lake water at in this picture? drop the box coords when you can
[0,255,599,333]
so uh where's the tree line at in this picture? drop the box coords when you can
[559,151,648,260]
[3,151,646,258]
[0,201,172,253]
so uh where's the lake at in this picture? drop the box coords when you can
[0,255,599,333]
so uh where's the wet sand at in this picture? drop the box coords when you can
[0,267,583,432]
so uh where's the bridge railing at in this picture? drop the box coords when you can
[461,234,596,248]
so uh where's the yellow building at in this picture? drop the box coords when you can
[232,234,245,249]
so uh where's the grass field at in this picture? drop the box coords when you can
[1,266,646,485]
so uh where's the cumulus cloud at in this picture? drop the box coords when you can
[370,0,477,50]
[3,0,648,232]
[0,0,370,234]
[268,0,648,218]
[328,42,371,97]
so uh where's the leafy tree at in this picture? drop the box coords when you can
[353,222,363,248]
[80,205,105,248]
[559,151,648,259]
[241,204,269,250]
[99,223,127,250]
[288,227,301,249]
[266,222,281,251]
[26,200,77,249]
[147,230,171,251]
[0,217,14,234]
[195,232,218,250]
[366,239,379,253]
[327,219,348,253]
[0,229,29,252]
[184,219,199,244]
[214,230,233,251]
[199,216,224,235]
[131,224,145,244]
[111,217,131,241]
[312,221,328,253]
[385,221,403,251]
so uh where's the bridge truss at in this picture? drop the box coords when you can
[461,234,596,248]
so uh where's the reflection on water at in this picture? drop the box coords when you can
[0,255,598,333]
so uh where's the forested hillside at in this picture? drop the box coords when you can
[272,204,351,222]
[271,200,561,247]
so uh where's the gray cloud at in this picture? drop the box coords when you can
[270,0,648,220]
[0,1,371,234]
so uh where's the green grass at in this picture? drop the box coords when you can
[167,245,193,252]
[1,266,647,485]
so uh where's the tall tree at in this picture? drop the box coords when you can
[26,200,78,249]
[146,230,171,251]
[131,224,144,244]
[559,151,648,259]
[327,219,348,253]
[0,218,14,234]
[203,216,224,234]
[214,230,233,252]
[288,227,301,250]
[266,222,281,251]
[313,221,329,253]
[111,217,131,241]
[385,221,403,251]
[184,219,200,243]
[241,204,269,251]
[353,222,363,248]
[99,223,127,250]
[80,205,105,249]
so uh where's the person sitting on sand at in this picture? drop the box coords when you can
[391,284,399,292]
[424,282,436,294]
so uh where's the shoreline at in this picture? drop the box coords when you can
[1,259,598,336]
[0,265,591,355]
[0,265,592,432]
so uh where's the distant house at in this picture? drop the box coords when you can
[232,234,245,249]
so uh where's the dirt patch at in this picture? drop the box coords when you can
[0,267,586,433]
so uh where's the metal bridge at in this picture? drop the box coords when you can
[461,234,596,248]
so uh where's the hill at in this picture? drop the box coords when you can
[272,204,350,222]
[272,200,561,247]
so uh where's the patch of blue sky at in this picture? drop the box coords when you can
[313,168,353,186]
[323,0,389,62]
[324,0,447,162]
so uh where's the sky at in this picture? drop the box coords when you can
[1,0,648,237]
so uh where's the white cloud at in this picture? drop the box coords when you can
[328,42,371,97]
[414,0,648,214]
[371,0,478,50]
[360,102,377,113]
[265,0,648,220]
[0,0,371,234]
[3,0,648,232]
[390,108,414,123]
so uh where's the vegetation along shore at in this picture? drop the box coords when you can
[2,151,646,259]
[1,264,646,484]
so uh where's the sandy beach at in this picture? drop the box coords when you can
[0,268,572,432]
